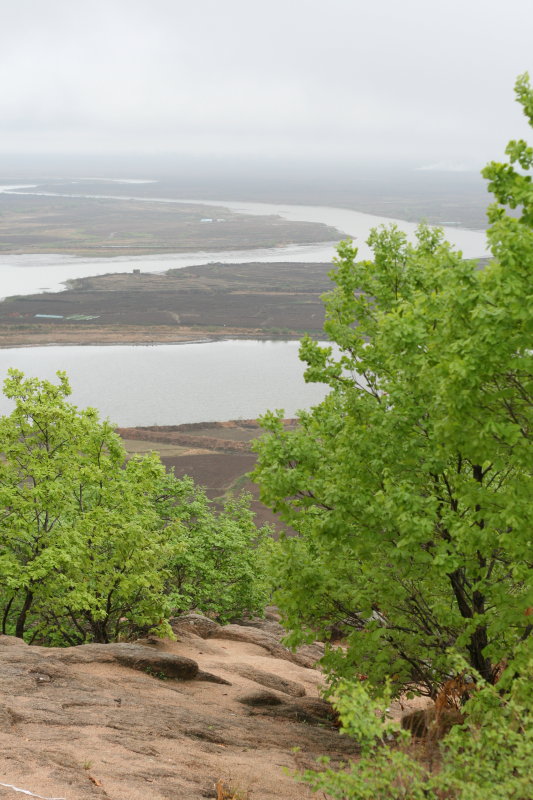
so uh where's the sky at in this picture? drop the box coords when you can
[1,0,532,168]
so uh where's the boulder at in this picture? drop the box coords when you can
[231,615,287,638]
[170,613,221,639]
[57,642,199,680]
[110,647,199,680]
[0,634,28,647]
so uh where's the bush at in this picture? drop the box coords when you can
[0,369,269,644]
[297,652,533,800]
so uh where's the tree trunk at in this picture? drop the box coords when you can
[15,591,34,639]
[2,595,15,635]
[448,570,493,682]
[89,619,109,644]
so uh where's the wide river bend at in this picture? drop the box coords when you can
[0,194,488,424]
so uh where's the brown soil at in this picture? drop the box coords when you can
[118,421,296,531]
[0,325,275,349]
[163,454,256,493]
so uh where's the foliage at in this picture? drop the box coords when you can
[0,370,268,644]
[252,74,533,699]
[167,489,273,624]
[297,654,533,800]
[436,656,533,799]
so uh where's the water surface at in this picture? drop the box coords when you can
[0,192,489,299]
[0,340,334,426]
[0,191,487,427]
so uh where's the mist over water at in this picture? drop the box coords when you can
[0,155,490,229]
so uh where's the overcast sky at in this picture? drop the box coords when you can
[1,0,532,168]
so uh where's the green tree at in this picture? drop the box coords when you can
[168,490,272,624]
[0,370,269,644]
[252,74,533,699]
[296,655,533,800]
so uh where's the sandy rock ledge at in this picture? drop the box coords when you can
[0,619,352,800]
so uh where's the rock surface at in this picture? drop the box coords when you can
[59,641,200,680]
[237,689,284,707]
[170,613,221,640]
[228,663,306,697]
[208,623,324,668]
[0,623,353,800]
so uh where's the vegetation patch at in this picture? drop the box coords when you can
[252,74,533,799]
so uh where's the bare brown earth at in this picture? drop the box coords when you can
[0,261,335,348]
[118,420,297,531]
[0,613,356,800]
[0,194,342,256]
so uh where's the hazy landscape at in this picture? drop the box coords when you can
[0,260,333,344]
[0,177,488,348]
[0,189,342,255]
[0,2,531,799]
[0,166,492,231]
[0,125,528,800]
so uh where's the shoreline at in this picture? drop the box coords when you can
[0,326,305,349]
[0,240,337,259]
[0,259,333,348]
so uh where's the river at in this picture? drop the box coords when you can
[0,188,489,299]
[0,190,488,425]
[0,340,336,426]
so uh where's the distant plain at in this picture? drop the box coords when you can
[0,192,340,256]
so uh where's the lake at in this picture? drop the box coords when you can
[0,340,335,426]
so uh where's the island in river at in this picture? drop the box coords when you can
[0,192,342,256]
[0,260,337,347]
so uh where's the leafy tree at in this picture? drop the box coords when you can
[168,490,272,623]
[252,74,533,699]
[0,370,269,644]
[296,653,533,800]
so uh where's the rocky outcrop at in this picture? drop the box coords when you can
[171,613,221,639]
[0,625,353,800]
[236,689,338,724]
[171,614,325,669]
[237,689,284,707]
[228,663,306,697]
[60,641,200,679]
[210,624,325,668]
